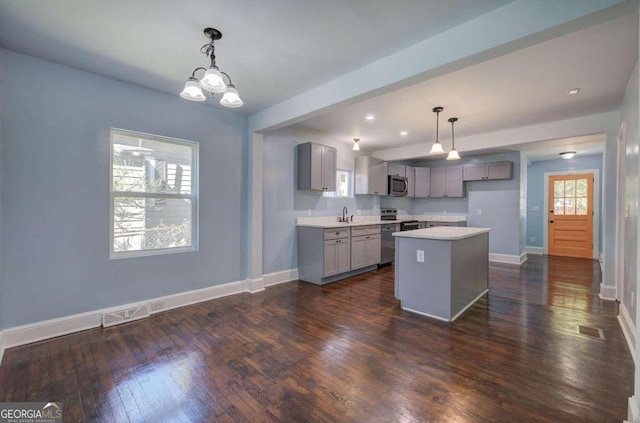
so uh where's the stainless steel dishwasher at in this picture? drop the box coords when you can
[380,224,397,265]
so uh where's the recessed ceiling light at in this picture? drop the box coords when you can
[365,114,375,121]
[400,131,408,136]
[567,88,580,95]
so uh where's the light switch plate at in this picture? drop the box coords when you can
[476,209,482,215]
[417,250,424,262]
[532,205,540,212]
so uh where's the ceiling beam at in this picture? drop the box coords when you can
[248,0,636,133]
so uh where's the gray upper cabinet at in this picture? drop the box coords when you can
[355,156,388,195]
[406,166,415,197]
[430,166,464,198]
[388,163,406,177]
[297,142,337,191]
[463,161,512,181]
[414,167,431,198]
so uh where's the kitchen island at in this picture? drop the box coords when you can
[393,226,491,321]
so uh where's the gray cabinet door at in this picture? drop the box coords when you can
[310,144,324,190]
[405,166,415,197]
[371,160,388,195]
[336,239,351,274]
[446,166,464,197]
[414,167,430,198]
[350,236,367,270]
[365,234,381,266]
[462,163,486,181]
[430,168,447,197]
[487,161,511,180]
[322,147,337,191]
[323,240,338,277]
[388,163,405,177]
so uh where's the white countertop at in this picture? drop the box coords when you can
[392,226,491,240]
[296,214,466,228]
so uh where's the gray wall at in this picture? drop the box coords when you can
[0,49,248,328]
[262,128,378,274]
[620,61,639,323]
[525,154,604,252]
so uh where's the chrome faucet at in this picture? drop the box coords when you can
[339,206,348,222]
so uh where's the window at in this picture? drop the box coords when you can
[110,129,198,258]
[323,170,353,198]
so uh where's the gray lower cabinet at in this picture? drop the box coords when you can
[323,238,351,276]
[351,226,381,270]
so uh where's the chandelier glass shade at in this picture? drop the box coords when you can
[446,117,460,160]
[180,28,243,108]
[430,107,445,154]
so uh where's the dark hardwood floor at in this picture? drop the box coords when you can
[0,255,634,422]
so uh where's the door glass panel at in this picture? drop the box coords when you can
[565,180,575,197]
[576,179,587,197]
[554,198,564,215]
[565,198,575,215]
[576,197,587,215]
[554,181,564,197]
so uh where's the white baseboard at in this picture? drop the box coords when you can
[489,252,527,265]
[0,278,249,363]
[264,268,298,287]
[246,277,265,293]
[618,303,636,364]
[599,283,617,301]
[525,246,543,255]
[628,396,640,423]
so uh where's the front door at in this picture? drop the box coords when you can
[548,173,594,259]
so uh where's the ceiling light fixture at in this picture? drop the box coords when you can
[352,138,360,151]
[365,115,375,121]
[429,107,445,154]
[559,151,576,159]
[180,28,243,108]
[446,117,460,160]
[400,131,408,136]
[567,88,580,95]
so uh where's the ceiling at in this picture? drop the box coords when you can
[0,1,636,161]
[0,0,512,115]
[293,12,638,157]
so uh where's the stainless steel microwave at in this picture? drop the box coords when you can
[388,175,408,196]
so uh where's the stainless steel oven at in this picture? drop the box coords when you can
[388,175,408,196]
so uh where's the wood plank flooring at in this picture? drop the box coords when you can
[0,255,634,422]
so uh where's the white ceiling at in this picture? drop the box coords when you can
[0,1,636,161]
[293,12,638,155]
[0,0,512,115]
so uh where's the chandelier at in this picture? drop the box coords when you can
[180,28,243,108]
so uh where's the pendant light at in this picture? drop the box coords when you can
[429,107,445,154]
[446,117,460,160]
[352,138,360,151]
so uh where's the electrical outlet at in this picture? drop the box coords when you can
[357,209,362,216]
[476,209,482,216]
[532,205,540,212]
[307,209,311,216]
[530,236,536,243]
[417,250,424,263]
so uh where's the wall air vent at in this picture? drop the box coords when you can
[102,305,150,328]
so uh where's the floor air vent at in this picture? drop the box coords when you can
[102,305,150,328]
[577,325,605,340]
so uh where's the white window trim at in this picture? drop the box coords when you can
[109,128,199,259]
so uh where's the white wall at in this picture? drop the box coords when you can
[621,61,639,322]
[0,49,248,328]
